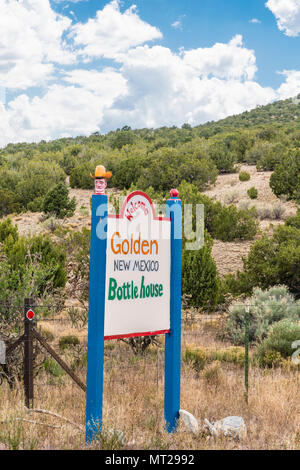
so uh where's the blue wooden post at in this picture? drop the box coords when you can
[165,195,182,433]
[86,194,108,443]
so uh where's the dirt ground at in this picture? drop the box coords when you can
[204,164,296,210]
[0,319,299,450]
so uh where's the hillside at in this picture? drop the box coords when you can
[1,96,300,154]
[0,95,299,282]
[195,95,300,137]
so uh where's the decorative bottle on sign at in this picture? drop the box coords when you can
[170,188,179,198]
[90,165,112,195]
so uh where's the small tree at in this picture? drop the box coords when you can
[270,150,300,201]
[0,190,20,217]
[43,182,76,219]
[247,187,258,199]
[182,243,220,311]
[239,171,251,182]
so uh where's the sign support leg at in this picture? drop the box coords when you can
[86,194,107,443]
[165,197,182,433]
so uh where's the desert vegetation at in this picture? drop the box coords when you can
[0,97,299,450]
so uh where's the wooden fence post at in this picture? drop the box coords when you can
[24,297,34,409]
[245,299,250,404]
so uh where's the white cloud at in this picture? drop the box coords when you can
[0,1,299,147]
[250,18,261,24]
[277,70,300,98]
[171,15,186,31]
[266,0,300,36]
[183,35,257,80]
[53,1,87,3]
[64,68,128,104]
[0,0,74,89]
[0,69,128,146]
[0,34,279,145]
[171,21,181,29]
[104,43,275,130]
[70,0,162,59]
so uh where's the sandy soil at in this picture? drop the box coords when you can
[204,164,294,207]
[211,240,253,276]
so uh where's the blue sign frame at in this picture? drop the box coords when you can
[85,193,182,442]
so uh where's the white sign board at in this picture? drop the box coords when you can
[104,191,171,339]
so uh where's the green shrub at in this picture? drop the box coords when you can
[270,149,300,201]
[256,320,300,366]
[43,182,76,219]
[221,286,300,345]
[59,335,80,351]
[179,181,222,236]
[112,155,147,189]
[43,358,64,378]
[15,160,66,210]
[206,347,245,365]
[183,347,206,372]
[79,206,89,217]
[245,141,285,169]
[0,189,20,217]
[224,221,300,298]
[256,143,287,171]
[27,196,44,212]
[70,163,94,189]
[3,233,67,290]
[257,349,283,368]
[247,187,258,199]
[208,140,237,173]
[212,205,258,241]
[111,129,136,150]
[239,171,251,182]
[244,225,300,296]
[0,167,19,190]
[285,210,300,229]
[182,243,220,311]
[95,427,125,450]
[61,145,83,175]
[179,181,258,242]
[0,218,18,244]
[137,147,218,192]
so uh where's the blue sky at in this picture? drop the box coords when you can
[1,0,300,146]
[52,0,300,88]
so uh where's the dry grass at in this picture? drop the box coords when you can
[0,321,299,450]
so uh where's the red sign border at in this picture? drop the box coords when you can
[105,190,171,340]
[108,190,171,222]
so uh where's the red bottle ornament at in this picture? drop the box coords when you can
[170,188,179,198]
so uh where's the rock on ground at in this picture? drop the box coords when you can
[204,416,247,440]
[179,409,199,435]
